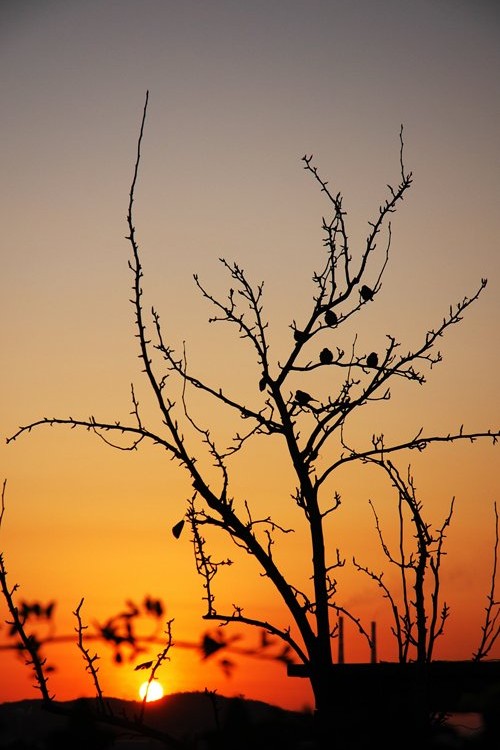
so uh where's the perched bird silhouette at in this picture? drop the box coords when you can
[259,375,267,392]
[319,347,334,364]
[366,352,378,368]
[294,329,308,343]
[295,389,316,406]
[324,309,338,327]
[360,284,374,302]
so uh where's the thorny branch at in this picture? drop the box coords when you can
[135,618,174,724]
[0,481,54,703]
[473,501,500,660]
[74,598,108,714]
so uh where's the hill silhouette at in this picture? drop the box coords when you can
[0,690,314,748]
[0,690,491,748]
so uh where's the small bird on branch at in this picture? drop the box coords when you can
[360,285,374,302]
[319,347,334,365]
[324,309,338,326]
[295,390,317,407]
[294,329,308,343]
[366,352,379,368]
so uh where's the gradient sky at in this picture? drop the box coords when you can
[1,0,499,711]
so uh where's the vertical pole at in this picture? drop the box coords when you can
[338,616,344,664]
[371,620,377,663]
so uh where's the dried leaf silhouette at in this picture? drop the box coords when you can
[201,633,226,659]
[134,660,154,671]
[172,519,185,539]
[144,596,164,617]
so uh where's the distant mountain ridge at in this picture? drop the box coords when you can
[0,690,313,748]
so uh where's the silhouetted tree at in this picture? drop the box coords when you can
[6,92,500,747]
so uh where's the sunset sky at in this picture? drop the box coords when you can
[1,0,499,712]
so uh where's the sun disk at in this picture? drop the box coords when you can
[139,680,164,702]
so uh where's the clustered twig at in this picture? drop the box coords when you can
[353,460,453,663]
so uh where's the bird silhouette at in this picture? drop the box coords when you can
[324,309,338,326]
[259,374,266,391]
[295,389,316,406]
[360,285,374,302]
[366,352,378,368]
[319,347,334,364]
[294,329,308,343]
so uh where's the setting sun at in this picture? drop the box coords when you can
[138,680,164,702]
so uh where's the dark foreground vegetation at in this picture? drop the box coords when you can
[0,692,311,750]
[0,689,498,750]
